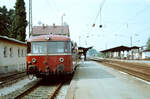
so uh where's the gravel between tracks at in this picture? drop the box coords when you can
[55,84,70,99]
[20,79,71,99]
[22,85,57,99]
[0,77,38,99]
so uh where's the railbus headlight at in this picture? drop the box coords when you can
[32,58,36,63]
[59,58,64,62]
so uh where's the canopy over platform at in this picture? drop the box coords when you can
[100,46,140,53]
[78,46,93,60]
[100,45,140,60]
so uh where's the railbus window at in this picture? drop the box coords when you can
[65,41,71,53]
[48,42,64,54]
[32,42,47,54]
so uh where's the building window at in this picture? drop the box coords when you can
[10,47,13,57]
[18,48,20,57]
[4,47,7,57]
[22,49,24,57]
[24,49,27,57]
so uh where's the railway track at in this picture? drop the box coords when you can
[14,76,72,99]
[0,72,27,88]
[91,58,150,82]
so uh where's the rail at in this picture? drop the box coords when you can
[14,81,40,99]
[0,72,27,87]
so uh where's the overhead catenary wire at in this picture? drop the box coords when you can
[86,0,106,39]
[84,0,106,46]
[44,0,62,25]
[127,4,150,23]
[85,0,106,38]
[92,0,106,27]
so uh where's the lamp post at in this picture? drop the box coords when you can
[79,36,81,46]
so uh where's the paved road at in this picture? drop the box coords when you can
[66,61,150,99]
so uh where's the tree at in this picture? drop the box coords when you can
[0,6,8,36]
[11,0,27,42]
[0,6,14,36]
[146,37,150,50]
[87,48,99,56]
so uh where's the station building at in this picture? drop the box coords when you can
[31,24,70,37]
[0,36,27,74]
[142,50,150,59]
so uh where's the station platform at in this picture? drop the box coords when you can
[66,61,150,99]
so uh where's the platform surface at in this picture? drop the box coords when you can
[66,61,150,99]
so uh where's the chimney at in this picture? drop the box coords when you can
[42,24,46,29]
[53,23,56,28]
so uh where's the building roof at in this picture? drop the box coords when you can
[100,45,140,53]
[130,46,140,49]
[27,35,70,42]
[78,46,93,53]
[0,35,26,45]
[143,50,150,52]
[32,25,70,36]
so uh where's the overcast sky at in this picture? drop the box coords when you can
[1,0,150,51]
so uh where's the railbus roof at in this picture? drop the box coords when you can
[27,35,70,42]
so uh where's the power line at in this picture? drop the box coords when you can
[85,0,106,40]
[92,0,106,27]
[45,0,53,10]
[128,4,150,22]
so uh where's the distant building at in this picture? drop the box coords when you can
[142,50,150,59]
[31,24,70,37]
[0,36,27,73]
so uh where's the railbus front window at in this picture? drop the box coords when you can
[65,41,71,53]
[32,42,47,54]
[48,42,64,54]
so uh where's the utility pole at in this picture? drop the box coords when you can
[130,36,132,47]
[61,13,65,26]
[61,13,65,36]
[79,36,81,46]
[29,0,32,37]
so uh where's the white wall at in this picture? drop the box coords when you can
[142,52,150,59]
[0,40,27,73]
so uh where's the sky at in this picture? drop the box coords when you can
[0,0,150,51]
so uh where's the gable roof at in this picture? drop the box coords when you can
[32,25,70,37]
[0,35,26,45]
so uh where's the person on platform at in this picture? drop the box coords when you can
[81,54,84,63]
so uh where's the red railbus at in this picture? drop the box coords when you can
[26,35,78,77]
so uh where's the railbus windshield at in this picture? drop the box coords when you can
[31,41,71,54]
